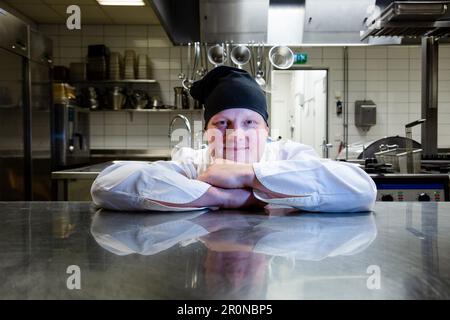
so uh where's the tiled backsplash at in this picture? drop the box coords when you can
[38,23,450,154]
[90,110,203,150]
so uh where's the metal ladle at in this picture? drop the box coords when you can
[182,42,200,90]
[255,42,270,93]
[178,44,185,80]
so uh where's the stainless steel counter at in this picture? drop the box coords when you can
[90,149,171,161]
[0,201,449,299]
[52,161,118,180]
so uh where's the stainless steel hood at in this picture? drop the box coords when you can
[151,0,450,45]
[151,0,386,45]
[200,0,377,45]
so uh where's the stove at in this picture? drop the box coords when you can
[421,153,450,174]
[370,174,449,202]
[338,158,450,201]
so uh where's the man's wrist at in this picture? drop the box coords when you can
[242,164,256,188]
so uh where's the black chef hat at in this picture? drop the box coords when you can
[190,66,268,127]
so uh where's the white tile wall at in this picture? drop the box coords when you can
[285,45,450,156]
[88,110,203,150]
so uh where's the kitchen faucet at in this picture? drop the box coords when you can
[168,114,192,148]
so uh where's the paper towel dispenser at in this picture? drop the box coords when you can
[355,100,376,130]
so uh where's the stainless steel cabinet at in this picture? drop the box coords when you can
[0,8,29,58]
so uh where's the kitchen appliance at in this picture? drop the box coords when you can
[361,1,450,157]
[337,136,422,160]
[0,9,54,201]
[52,103,90,169]
[29,30,54,200]
[375,147,422,174]
[371,174,449,202]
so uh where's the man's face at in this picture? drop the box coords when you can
[205,108,269,163]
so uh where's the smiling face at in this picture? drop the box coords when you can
[205,108,269,163]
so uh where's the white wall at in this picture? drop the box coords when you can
[270,45,450,158]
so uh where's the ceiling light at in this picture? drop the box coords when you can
[96,0,146,6]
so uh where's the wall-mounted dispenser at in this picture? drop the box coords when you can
[355,100,376,131]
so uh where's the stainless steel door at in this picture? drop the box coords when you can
[0,47,26,200]
[30,60,52,200]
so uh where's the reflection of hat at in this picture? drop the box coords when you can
[253,213,377,261]
[90,209,209,256]
[190,66,268,126]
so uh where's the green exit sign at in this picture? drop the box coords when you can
[294,53,308,64]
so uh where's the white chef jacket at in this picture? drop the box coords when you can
[91,139,377,212]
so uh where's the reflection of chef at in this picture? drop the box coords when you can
[90,210,377,260]
[91,210,377,299]
[90,209,210,256]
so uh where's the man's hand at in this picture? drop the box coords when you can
[167,186,265,209]
[198,160,256,189]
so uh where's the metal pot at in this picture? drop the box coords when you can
[108,86,126,110]
[174,87,188,109]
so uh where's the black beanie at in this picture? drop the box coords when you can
[189,66,268,127]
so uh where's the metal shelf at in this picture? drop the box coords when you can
[90,108,203,112]
[72,79,157,84]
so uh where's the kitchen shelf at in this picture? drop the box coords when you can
[90,108,203,112]
[72,79,157,84]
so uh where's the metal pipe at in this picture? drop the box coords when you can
[343,47,349,160]
[421,37,439,156]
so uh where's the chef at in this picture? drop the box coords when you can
[91,66,377,212]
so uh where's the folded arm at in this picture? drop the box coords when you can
[91,161,212,211]
[91,161,265,211]
[198,143,377,212]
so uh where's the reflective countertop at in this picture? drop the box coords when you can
[1,202,449,299]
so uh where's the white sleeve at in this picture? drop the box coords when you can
[252,141,377,212]
[90,161,211,211]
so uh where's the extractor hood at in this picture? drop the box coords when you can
[150,0,449,45]
[200,0,378,45]
[151,0,383,45]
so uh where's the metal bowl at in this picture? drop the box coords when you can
[268,45,294,69]
[207,44,227,66]
[230,45,251,67]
